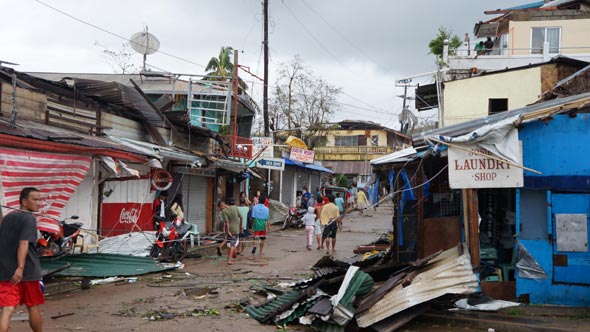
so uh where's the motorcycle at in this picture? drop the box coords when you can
[150,218,192,262]
[282,207,307,230]
[36,215,84,257]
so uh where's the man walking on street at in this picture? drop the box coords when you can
[218,201,242,265]
[320,194,342,255]
[0,187,44,332]
[250,195,270,255]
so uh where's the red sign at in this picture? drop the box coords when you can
[101,202,154,236]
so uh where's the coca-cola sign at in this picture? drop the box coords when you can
[101,203,153,236]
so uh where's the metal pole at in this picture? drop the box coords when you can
[263,0,270,137]
[233,50,239,157]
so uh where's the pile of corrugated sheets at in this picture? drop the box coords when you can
[245,244,477,332]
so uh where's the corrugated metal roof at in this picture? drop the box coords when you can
[412,93,590,146]
[0,119,148,159]
[356,245,478,328]
[245,289,304,323]
[40,253,172,277]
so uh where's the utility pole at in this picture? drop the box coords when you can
[263,0,270,137]
[233,49,239,155]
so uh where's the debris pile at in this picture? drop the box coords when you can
[245,244,478,331]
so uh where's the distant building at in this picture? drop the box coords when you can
[314,120,411,183]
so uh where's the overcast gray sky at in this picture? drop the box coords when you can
[2,0,522,129]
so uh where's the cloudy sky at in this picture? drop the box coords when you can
[2,0,522,129]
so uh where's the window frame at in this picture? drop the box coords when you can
[530,26,561,55]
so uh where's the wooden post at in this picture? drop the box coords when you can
[468,189,480,266]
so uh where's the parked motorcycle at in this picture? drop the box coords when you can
[150,218,192,262]
[36,215,83,257]
[282,207,307,230]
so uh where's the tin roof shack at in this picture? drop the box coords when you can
[29,71,259,234]
[371,147,464,264]
[413,92,590,306]
[0,67,216,240]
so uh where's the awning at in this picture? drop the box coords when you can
[304,163,334,174]
[109,136,205,165]
[216,159,248,173]
[370,147,417,165]
[284,158,333,173]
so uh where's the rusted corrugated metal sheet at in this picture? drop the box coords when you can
[356,245,478,329]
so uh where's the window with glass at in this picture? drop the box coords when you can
[335,136,358,146]
[531,27,560,54]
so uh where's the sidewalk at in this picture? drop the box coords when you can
[419,301,590,332]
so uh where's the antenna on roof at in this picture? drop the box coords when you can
[129,26,160,72]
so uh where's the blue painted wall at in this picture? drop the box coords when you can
[517,114,590,306]
[516,239,590,305]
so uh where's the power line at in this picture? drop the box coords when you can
[300,0,378,64]
[281,0,356,77]
[32,0,205,68]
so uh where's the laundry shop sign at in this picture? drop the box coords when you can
[448,145,523,189]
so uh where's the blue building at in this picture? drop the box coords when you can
[408,92,590,306]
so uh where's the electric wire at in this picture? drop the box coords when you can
[32,0,205,68]
[300,0,378,64]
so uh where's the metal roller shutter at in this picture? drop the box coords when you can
[282,168,295,207]
[182,175,208,232]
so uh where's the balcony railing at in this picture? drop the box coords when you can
[314,146,393,155]
[220,135,253,160]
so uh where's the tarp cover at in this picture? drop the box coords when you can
[0,148,91,234]
[429,118,520,164]
[40,253,171,277]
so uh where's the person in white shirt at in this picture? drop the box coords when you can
[302,207,316,251]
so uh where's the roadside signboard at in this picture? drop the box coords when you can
[290,147,315,164]
[252,136,274,159]
[448,145,523,189]
[255,157,285,171]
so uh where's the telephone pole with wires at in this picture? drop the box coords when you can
[263,0,270,137]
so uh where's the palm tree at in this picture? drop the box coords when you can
[204,46,247,92]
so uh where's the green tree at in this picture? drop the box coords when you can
[428,27,462,63]
[334,174,349,188]
[204,46,247,91]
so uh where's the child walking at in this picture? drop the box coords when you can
[302,207,316,251]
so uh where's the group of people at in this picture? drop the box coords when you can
[152,190,185,230]
[217,191,270,265]
[475,36,495,57]
[301,186,344,255]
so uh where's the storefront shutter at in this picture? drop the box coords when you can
[182,175,208,232]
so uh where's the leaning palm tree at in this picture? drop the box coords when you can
[204,46,248,92]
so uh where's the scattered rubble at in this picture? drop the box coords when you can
[245,244,478,331]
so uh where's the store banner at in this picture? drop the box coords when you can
[252,136,274,159]
[448,142,523,189]
[290,147,315,164]
[101,202,153,236]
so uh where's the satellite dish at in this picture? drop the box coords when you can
[130,31,160,55]
[130,27,160,71]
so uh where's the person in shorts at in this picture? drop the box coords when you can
[250,195,270,255]
[218,201,242,265]
[236,198,250,255]
[0,187,44,332]
[320,194,343,255]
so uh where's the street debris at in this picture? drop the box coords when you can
[245,244,478,331]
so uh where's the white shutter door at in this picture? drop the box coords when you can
[182,175,208,232]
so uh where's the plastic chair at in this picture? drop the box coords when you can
[499,246,517,281]
[187,223,200,247]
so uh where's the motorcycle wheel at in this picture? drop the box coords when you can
[282,216,290,230]
[150,244,162,259]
